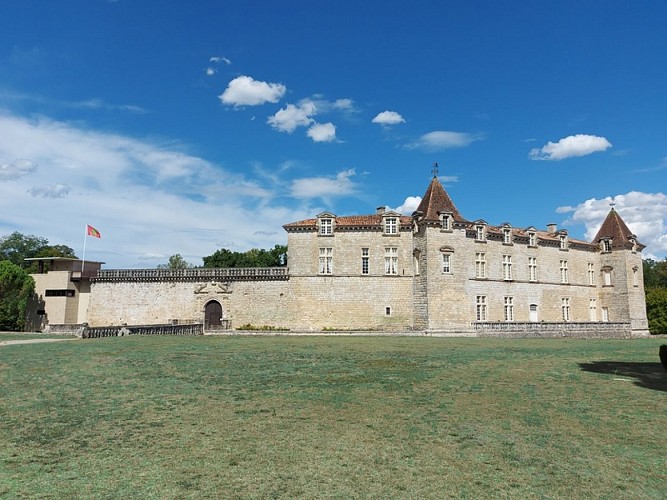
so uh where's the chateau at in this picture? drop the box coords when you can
[27,174,649,337]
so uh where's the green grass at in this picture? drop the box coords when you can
[1,336,665,498]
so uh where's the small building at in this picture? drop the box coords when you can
[25,257,103,331]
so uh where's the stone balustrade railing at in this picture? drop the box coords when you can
[93,267,289,282]
[473,321,633,338]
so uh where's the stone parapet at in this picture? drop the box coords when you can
[93,267,289,282]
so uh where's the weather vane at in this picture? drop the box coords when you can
[610,200,616,209]
[432,162,439,177]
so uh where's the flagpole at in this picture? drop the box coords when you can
[81,224,88,274]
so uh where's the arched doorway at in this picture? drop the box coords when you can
[205,300,223,331]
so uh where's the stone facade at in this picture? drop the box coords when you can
[30,175,650,337]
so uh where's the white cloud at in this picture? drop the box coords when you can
[406,131,481,151]
[529,134,612,161]
[0,112,315,268]
[267,102,316,133]
[372,111,405,126]
[210,56,231,65]
[28,183,71,198]
[290,169,357,199]
[333,99,354,111]
[206,67,216,76]
[0,159,37,180]
[218,75,286,107]
[307,122,337,143]
[557,191,667,258]
[392,196,421,215]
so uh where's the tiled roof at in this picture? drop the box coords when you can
[593,208,644,249]
[469,223,595,248]
[415,176,465,222]
[283,214,412,231]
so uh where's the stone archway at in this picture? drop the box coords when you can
[204,300,223,331]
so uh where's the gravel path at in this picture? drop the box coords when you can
[0,338,78,347]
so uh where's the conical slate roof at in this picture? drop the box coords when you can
[592,208,642,250]
[415,176,465,222]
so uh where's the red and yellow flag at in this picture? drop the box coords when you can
[86,224,101,238]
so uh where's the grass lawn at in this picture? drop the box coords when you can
[1,335,665,498]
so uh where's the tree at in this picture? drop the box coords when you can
[157,254,193,269]
[0,232,49,268]
[0,232,77,272]
[644,258,667,335]
[643,258,667,289]
[645,287,667,335]
[202,245,287,268]
[0,260,35,331]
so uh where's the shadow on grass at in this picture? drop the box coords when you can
[579,361,667,392]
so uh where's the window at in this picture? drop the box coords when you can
[385,247,398,275]
[442,254,451,274]
[413,250,420,276]
[562,297,570,322]
[633,266,639,287]
[601,307,609,322]
[528,257,537,282]
[503,228,512,245]
[528,232,537,247]
[319,218,333,236]
[45,289,75,297]
[589,298,597,321]
[361,248,369,275]
[602,239,612,252]
[502,255,513,281]
[603,268,612,286]
[441,214,451,231]
[476,295,488,321]
[384,217,398,235]
[588,263,595,285]
[559,234,568,250]
[560,260,569,284]
[475,225,485,241]
[475,252,486,278]
[385,306,392,316]
[319,247,332,274]
[504,296,514,322]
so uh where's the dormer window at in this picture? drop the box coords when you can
[559,234,568,250]
[601,239,612,253]
[384,217,398,235]
[528,232,537,247]
[475,225,485,241]
[503,228,512,245]
[441,214,451,231]
[319,218,333,236]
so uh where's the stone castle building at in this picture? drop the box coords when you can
[27,174,649,337]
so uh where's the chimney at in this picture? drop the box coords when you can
[376,206,386,215]
[547,223,557,234]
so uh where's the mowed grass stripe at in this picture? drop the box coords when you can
[1,336,665,498]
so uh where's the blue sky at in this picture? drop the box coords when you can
[1,1,666,268]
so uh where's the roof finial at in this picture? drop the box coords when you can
[432,162,439,178]
[609,200,616,210]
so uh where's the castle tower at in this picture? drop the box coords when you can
[412,169,469,331]
[593,207,649,335]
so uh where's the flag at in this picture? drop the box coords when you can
[87,224,101,238]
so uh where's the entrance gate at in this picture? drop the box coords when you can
[205,300,223,331]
